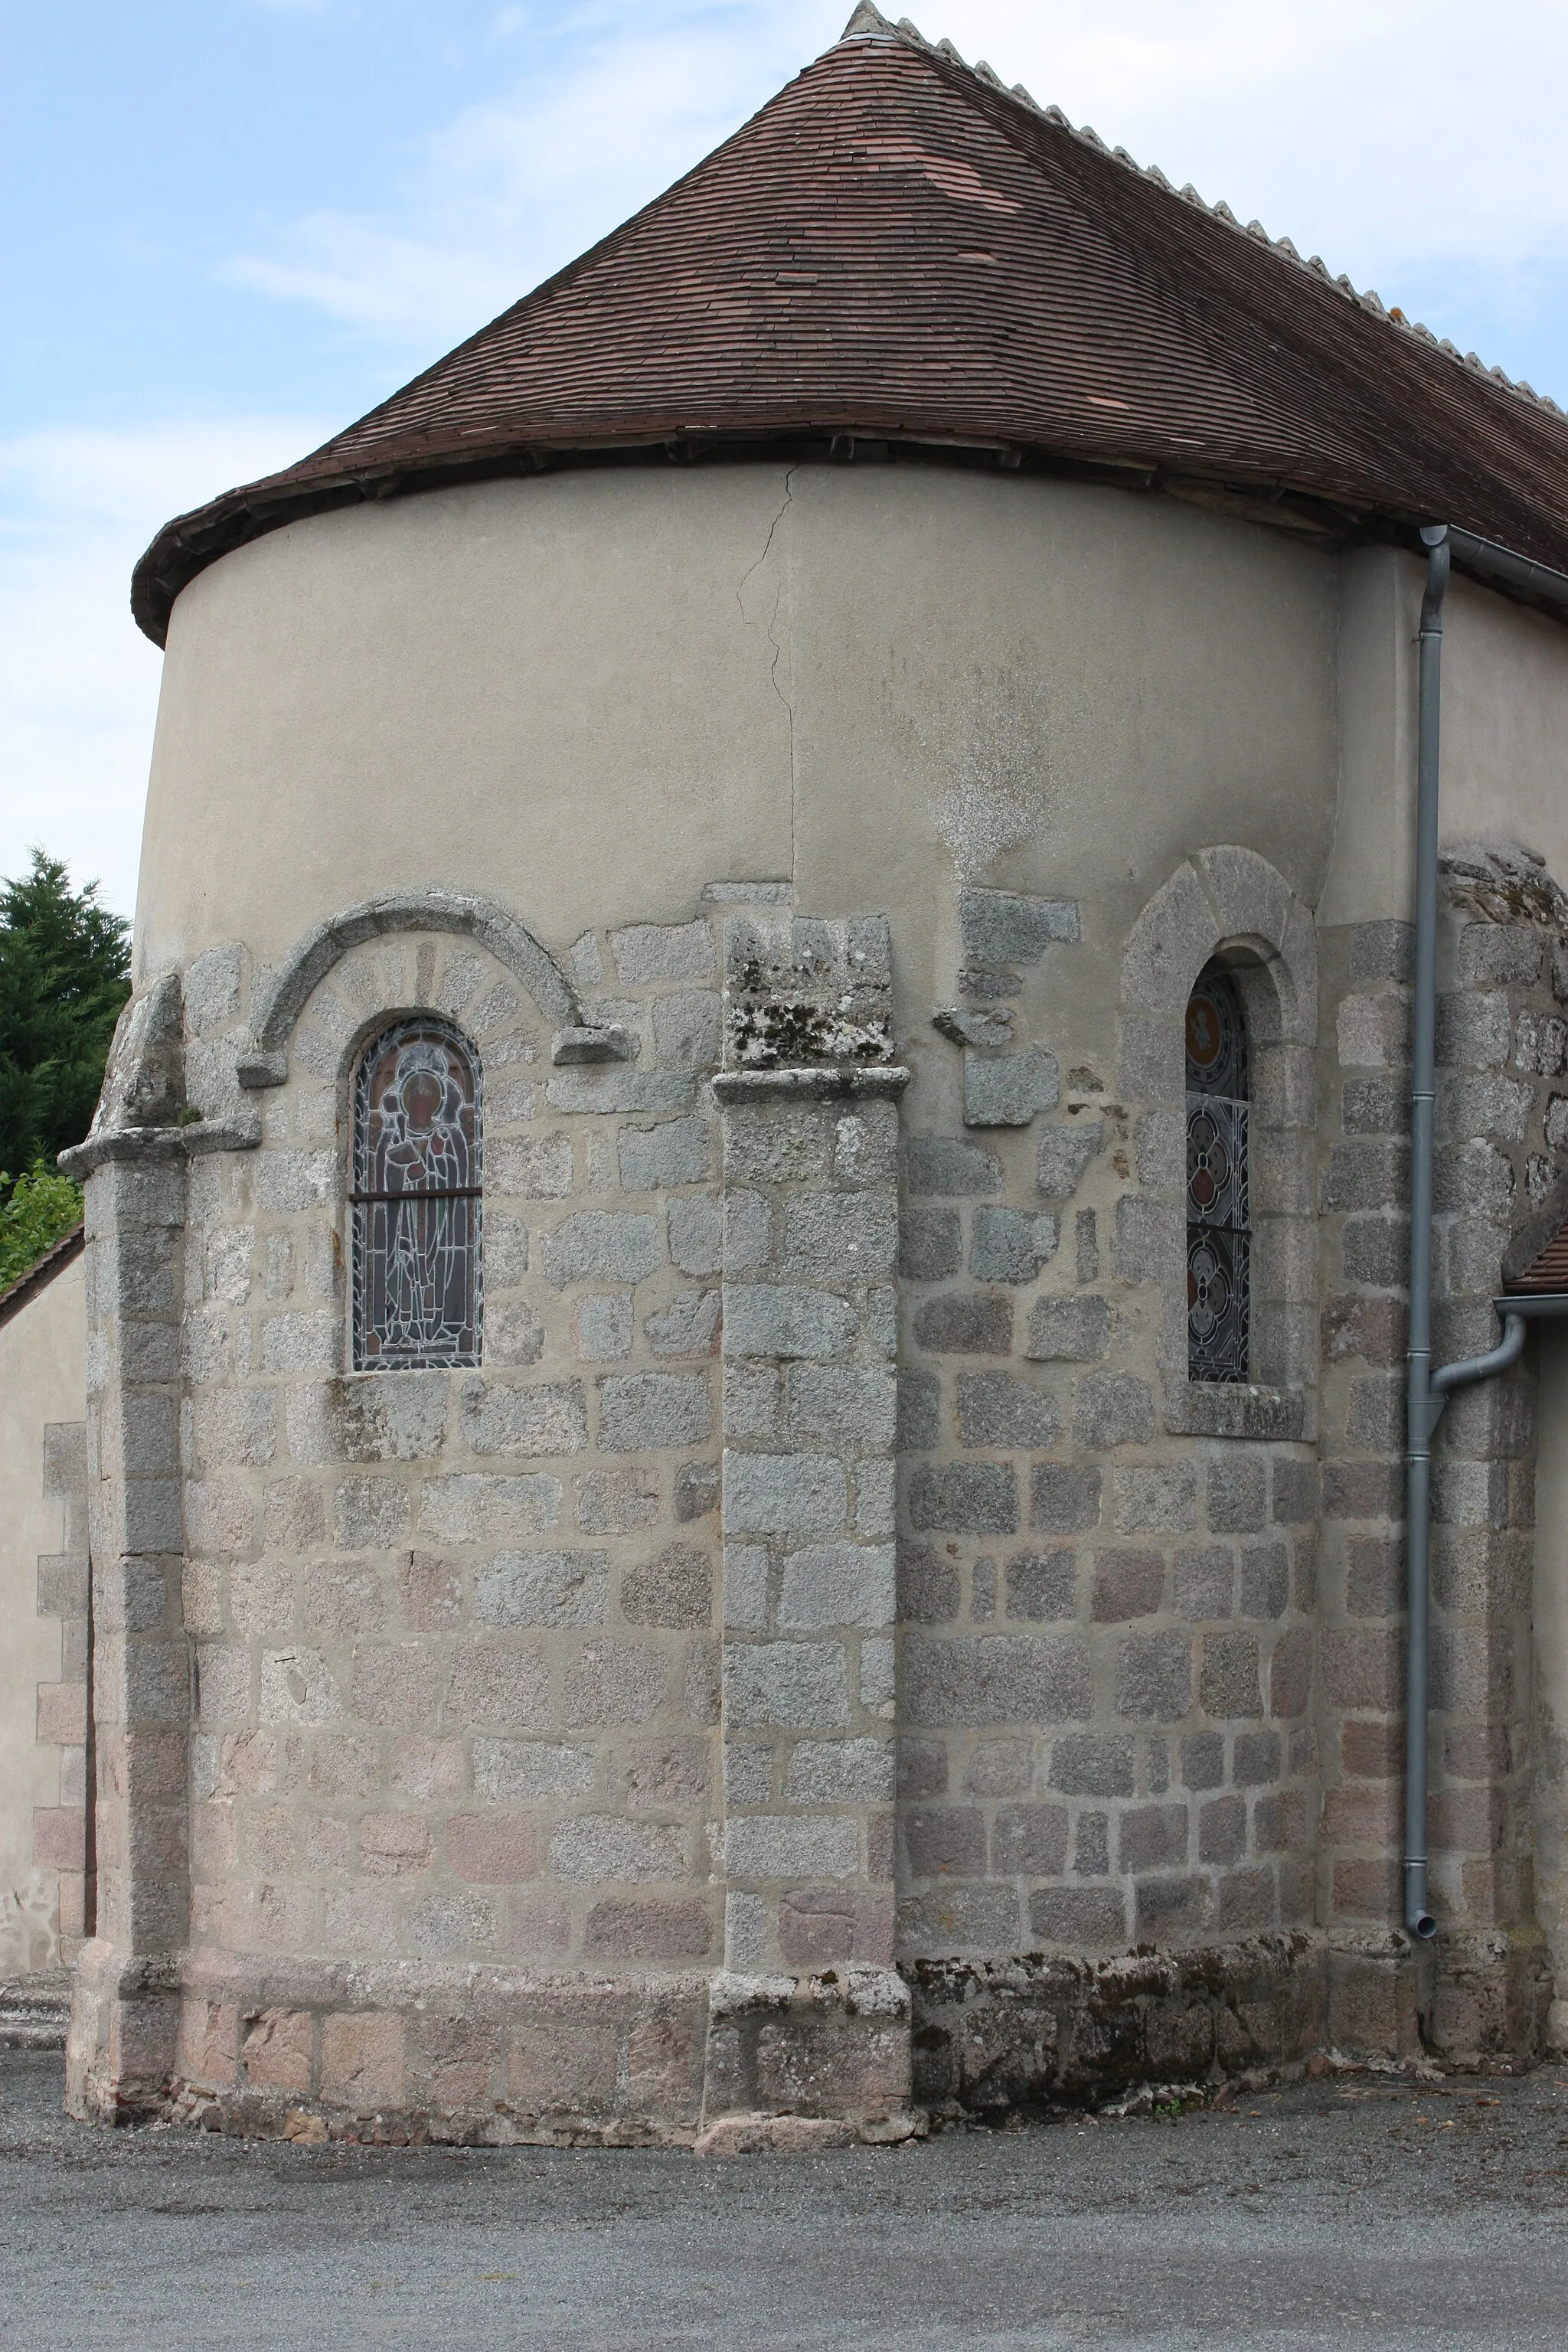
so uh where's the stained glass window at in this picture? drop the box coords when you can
[351,1021,481,1370]
[1185,965,1250,1383]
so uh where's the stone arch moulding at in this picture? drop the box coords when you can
[235,890,583,1089]
[1117,844,1320,1442]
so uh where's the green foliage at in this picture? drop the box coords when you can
[0,849,130,1178]
[0,1161,84,1290]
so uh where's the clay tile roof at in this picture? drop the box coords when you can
[131,6,1568,644]
[1510,1224,1568,1293]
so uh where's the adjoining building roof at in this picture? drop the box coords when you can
[0,1224,84,1336]
[130,5,1568,645]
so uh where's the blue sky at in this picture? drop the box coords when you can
[5,0,1568,917]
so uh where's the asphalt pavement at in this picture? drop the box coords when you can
[4,2048,1568,2349]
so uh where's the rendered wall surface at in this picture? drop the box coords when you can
[0,1253,88,1974]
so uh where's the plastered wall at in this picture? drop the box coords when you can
[0,1251,87,1974]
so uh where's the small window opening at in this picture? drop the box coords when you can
[1185,964,1250,1383]
[351,1020,482,1370]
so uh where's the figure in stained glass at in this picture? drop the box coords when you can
[351,1021,481,1368]
[1185,966,1250,1383]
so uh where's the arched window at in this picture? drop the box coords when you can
[351,1020,482,1370]
[1185,965,1250,1383]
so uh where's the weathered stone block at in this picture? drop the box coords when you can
[1073,1373,1154,1449]
[903,1633,1093,1726]
[786,1363,898,1449]
[1036,1119,1105,1201]
[446,1643,553,1731]
[1030,1464,1102,1534]
[779,1541,896,1629]
[321,2013,405,2109]
[913,1293,1014,1354]
[1200,1632,1263,1719]
[475,1549,609,1628]
[583,1897,713,1960]
[1457,921,1544,986]
[905,1805,986,1877]
[964,1046,1059,1127]
[1111,1197,1183,1284]
[652,989,723,1068]
[724,1449,847,1534]
[599,1372,712,1452]
[909,1462,1018,1536]
[724,1815,858,1880]
[1116,1632,1192,1721]
[723,1640,849,1727]
[643,1289,720,1357]
[1024,1295,1111,1362]
[1341,1075,1408,1136]
[1434,991,1511,1072]
[541,1212,659,1288]
[971,1205,1060,1283]
[1003,1549,1076,1619]
[781,1192,900,1279]
[564,1641,668,1725]
[617,1116,712,1192]
[900,1207,962,1281]
[360,1809,433,1877]
[991,1802,1070,1875]
[1207,1455,1266,1534]
[724,1284,858,1361]
[1112,1466,1197,1534]
[959,889,1080,964]
[620,1544,714,1628]
[1350,920,1415,981]
[472,1738,597,1801]
[953,1371,1060,1450]
[459,1378,587,1458]
[785,1737,896,1803]
[332,1475,412,1550]
[1336,992,1412,1070]
[417,1472,560,1541]
[1091,1550,1165,1622]
[905,1137,1002,1197]
[610,920,716,982]
[573,1292,633,1359]
[1028,1885,1127,1945]
[898,1543,961,1624]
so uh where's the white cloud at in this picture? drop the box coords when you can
[0,420,328,919]
[934,2,1568,300]
[227,0,1568,368]
[225,5,831,348]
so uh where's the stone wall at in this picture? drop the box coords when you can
[0,1242,89,1976]
[894,851,1321,1973]
[59,847,1568,2135]
[1312,850,1566,2060]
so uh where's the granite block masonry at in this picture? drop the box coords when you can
[708,910,914,2134]
[50,849,1566,2147]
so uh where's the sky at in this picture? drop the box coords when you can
[5,0,1568,921]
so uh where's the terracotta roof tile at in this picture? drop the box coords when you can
[131,11,1568,642]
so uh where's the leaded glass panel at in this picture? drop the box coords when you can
[351,1021,481,1370]
[1185,968,1250,1383]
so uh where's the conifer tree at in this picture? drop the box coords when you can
[0,848,130,1197]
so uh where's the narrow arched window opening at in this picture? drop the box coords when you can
[1185,964,1250,1383]
[351,1019,482,1370]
